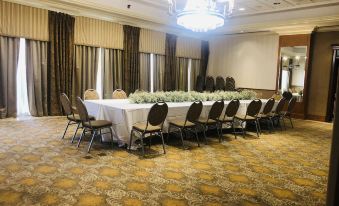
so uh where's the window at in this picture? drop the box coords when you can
[16,38,30,116]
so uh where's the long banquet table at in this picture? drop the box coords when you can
[84,99,272,146]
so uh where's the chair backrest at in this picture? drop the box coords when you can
[224,99,240,118]
[287,97,297,113]
[246,99,262,117]
[262,98,275,115]
[147,102,168,127]
[75,97,91,123]
[112,89,128,99]
[84,89,99,100]
[208,100,224,120]
[275,98,286,114]
[186,101,203,123]
[215,76,225,91]
[60,93,73,116]
[225,76,236,91]
[195,75,205,93]
[282,91,293,100]
[205,76,215,92]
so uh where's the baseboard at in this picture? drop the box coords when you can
[306,114,326,122]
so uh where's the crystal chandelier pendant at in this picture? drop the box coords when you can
[168,0,235,32]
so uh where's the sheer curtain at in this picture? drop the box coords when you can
[16,38,30,116]
[190,59,201,91]
[103,48,123,99]
[153,54,165,92]
[26,39,48,117]
[175,57,189,91]
[140,53,151,91]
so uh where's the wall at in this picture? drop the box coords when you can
[207,33,279,90]
[307,31,339,120]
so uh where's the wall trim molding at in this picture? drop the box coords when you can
[306,114,327,122]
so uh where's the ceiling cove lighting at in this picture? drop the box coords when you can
[168,0,235,32]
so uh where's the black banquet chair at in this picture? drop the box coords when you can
[129,102,168,157]
[205,76,215,92]
[75,97,114,153]
[225,76,236,91]
[234,99,262,137]
[270,98,287,130]
[215,76,225,91]
[282,97,297,128]
[195,100,224,143]
[258,98,275,132]
[60,93,95,143]
[168,101,203,148]
[195,75,205,93]
[217,99,240,139]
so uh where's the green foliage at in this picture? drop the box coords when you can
[129,90,257,104]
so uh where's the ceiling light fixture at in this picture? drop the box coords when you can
[168,0,235,32]
[238,7,245,11]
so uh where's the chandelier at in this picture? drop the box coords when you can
[168,0,235,32]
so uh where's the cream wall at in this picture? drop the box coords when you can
[207,33,279,90]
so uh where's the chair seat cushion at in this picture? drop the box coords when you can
[235,115,256,121]
[67,114,95,122]
[196,118,217,124]
[169,120,195,128]
[83,120,112,129]
[133,123,161,132]
[218,116,233,122]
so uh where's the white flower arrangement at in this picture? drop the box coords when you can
[129,90,257,104]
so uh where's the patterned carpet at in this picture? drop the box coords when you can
[0,117,332,206]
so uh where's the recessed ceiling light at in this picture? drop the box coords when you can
[239,8,245,11]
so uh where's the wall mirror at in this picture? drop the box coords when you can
[279,46,307,102]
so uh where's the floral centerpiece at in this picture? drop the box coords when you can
[129,90,257,104]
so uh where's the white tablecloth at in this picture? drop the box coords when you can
[85,99,271,146]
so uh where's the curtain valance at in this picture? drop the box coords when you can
[0,1,48,41]
[176,36,202,59]
[74,16,123,49]
[139,29,165,55]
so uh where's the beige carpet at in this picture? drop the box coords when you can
[0,117,332,206]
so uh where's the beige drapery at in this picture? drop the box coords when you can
[190,59,201,91]
[0,1,48,41]
[139,29,165,55]
[140,53,151,91]
[175,57,189,91]
[73,45,99,101]
[26,39,48,117]
[74,16,123,49]
[0,36,19,117]
[176,36,202,59]
[103,48,123,99]
[153,54,165,92]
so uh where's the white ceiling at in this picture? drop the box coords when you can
[6,0,339,38]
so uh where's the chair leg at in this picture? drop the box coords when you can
[254,121,260,137]
[99,129,103,143]
[282,117,286,130]
[140,134,145,157]
[194,127,200,147]
[61,120,71,139]
[216,123,222,143]
[277,118,283,131]
[179,128,185,149]
[109,127,114,149]
[160,132,166,154]
[202,124,208,144]
[270,118,275,132]
[149,134,152,149]
[71,123,80,143]
[240,121,245,138]
[77,128,86,148]
[256,119,262,135]
[232,122,237,139]
[129,130,134,151]
[87,130,97,153]
[289,116,294,128]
